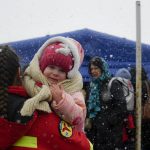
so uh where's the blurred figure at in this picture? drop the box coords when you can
[115,68,134,111]
[87,56,127,150]
[0,45,34,149]
[115,68,135,150]
[130,67,150,150]
[115,68,132,80]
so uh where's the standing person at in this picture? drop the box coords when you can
[115,68,135,150]
[115,68,134,112]
[87,56,127,150]
[0,45,92,150]
[0,45,36,149]
[130,67,150,150]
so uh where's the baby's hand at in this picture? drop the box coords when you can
[51,84,63,103]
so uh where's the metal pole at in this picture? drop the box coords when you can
[135,1,142,150]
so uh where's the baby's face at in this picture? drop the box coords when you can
[43,65,67,84]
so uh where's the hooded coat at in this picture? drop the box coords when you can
[87,57,127,150]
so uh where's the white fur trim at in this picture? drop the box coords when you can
[32,36,80,78]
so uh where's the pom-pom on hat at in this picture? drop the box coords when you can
[39,36,84,78]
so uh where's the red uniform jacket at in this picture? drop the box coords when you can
[0,86,92,150]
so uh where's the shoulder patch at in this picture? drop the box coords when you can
[59,120,73,138]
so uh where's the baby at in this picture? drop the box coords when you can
[21,36,86,132]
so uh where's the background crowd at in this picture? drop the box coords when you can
[85,56,150,150]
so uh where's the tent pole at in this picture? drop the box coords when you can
[135,1,142,150]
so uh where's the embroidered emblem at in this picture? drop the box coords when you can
[59,120,72,138]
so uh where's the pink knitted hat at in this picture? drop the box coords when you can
[39,36,84,78]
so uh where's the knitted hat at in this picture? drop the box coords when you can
[115,68,131,80]
[39,36,84,78]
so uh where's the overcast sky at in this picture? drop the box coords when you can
[0,0,149,44]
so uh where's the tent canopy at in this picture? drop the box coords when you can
[8,28,150,82]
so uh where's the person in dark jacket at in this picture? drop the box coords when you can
[115,68,135,150]
[130,67,150,150]
[86,56,127,150]
[0,45,92,150]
